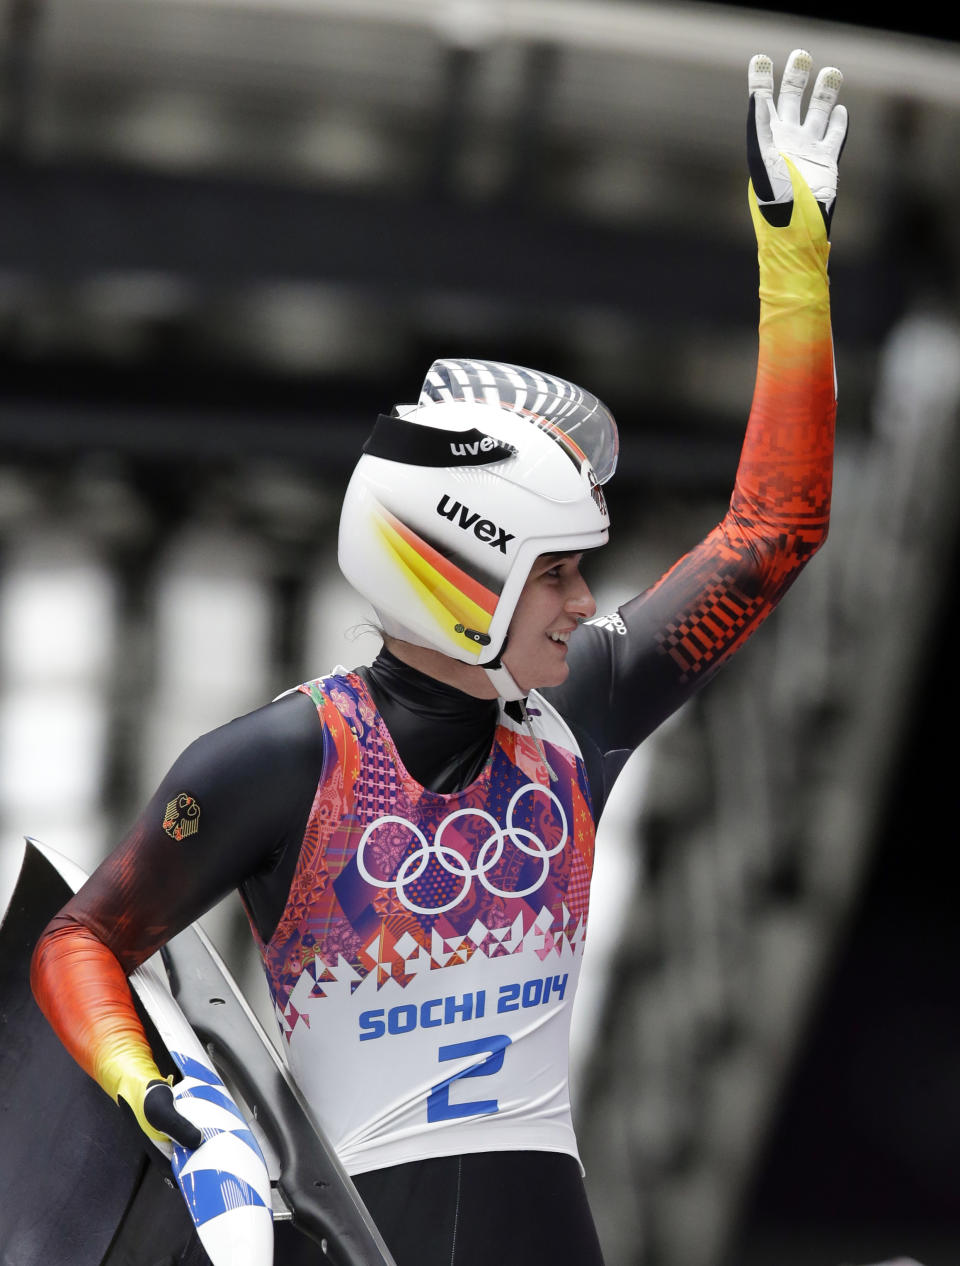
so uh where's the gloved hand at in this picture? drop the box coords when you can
[747,48,848,231]
[143,1078,203,1150]
[116,1067,203,1152]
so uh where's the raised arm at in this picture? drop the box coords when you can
[546,50,848,807]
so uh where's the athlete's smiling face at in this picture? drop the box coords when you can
[502,552,597,692]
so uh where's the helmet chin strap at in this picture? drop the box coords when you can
[482,633,527,702]
[483,661,527,702]
[485,656,558,783]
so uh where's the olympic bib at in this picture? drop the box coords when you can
[249,672,597,1175]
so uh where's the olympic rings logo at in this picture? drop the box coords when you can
[356,782,568,915]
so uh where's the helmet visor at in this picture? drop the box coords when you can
[419,358,619,484]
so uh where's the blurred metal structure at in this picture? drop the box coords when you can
[0,0,957,468]
[1,4,959,1265]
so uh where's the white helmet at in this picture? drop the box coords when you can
[338,358,618,698]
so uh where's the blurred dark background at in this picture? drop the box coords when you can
[2,4,959,1264]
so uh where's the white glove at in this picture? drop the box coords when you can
[748,48,848,230]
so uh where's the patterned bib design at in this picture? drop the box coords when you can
[251,672,597,1174]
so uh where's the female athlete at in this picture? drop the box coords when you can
[31,48,847,1266]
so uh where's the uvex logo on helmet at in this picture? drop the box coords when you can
[449,435,511,458]
[437,495,515,553]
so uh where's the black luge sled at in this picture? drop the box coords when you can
[0,842,396,1266]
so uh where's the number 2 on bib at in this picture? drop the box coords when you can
[427,1035,512,1122]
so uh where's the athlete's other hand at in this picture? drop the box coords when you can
[747,48,847,230]
[119,1073,203,1151]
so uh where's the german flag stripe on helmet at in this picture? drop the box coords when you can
[372,503,498,652]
